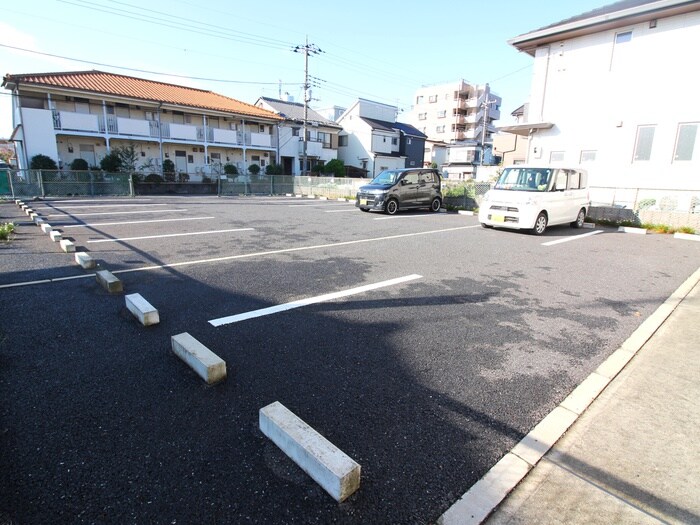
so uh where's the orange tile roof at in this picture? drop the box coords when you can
[4,70,282,120]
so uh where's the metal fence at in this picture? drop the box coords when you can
[3,170,132,198]
[220,175,369,200]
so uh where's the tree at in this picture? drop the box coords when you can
[265,163,284,175]
[29,154,57,170]
[322,159,345,178]
[248,163,261,176]
[115,144,138,171]
[224,163,238,175]
[70,158,89,170]
[100,151,122,172]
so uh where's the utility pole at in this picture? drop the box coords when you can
[480,91,494,167]
[293,37,323,176]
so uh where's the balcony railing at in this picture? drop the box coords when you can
[49,109,274,148]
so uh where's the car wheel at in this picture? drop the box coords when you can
[570,208,585,228]
[385,199,399,215]
[532,212,548,235]
[429,197,441,213]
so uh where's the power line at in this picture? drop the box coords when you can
[0,43,303,86]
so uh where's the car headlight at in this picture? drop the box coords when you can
[482,190,491,202]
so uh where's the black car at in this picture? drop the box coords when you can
[356,168,442,215]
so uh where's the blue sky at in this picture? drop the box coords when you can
[1,0,608,137]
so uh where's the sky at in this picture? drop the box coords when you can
[0,0,610,138]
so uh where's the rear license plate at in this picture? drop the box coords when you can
[491,214,505,223]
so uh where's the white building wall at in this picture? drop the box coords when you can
[22,108,59,164]
[527,10,700,192]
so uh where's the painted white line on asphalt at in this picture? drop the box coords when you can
[324,209,359,213]
[44,203,169,210]
[47,209,186,218]
[47,198,153,203]
[374,214,442,220]
[62,217,216,228]
[87,228,254,243]
[0,225,473,289]
[541,230,603,246]
[209,274,422,327]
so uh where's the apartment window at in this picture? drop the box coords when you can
[616,31,632,44]
[437,110,447,118]
[252,155,261,162]
[550,151,565,162]
[674,123,698,161]
[144,111,156,121]
[406,138,412,145]
[428,95,438,103]
[172,111,185,125]
[580,150,597,163]
[338,135,348,147]
[211,152,221,162]
[292,127,300,137]
[633,125,656,161]
[418,113,427,121]
[436,125,445,133]
[391,137,398,146]
[259,125,266,133]
[416,95,424,104]
[318,132,332,148]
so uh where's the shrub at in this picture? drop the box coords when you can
[265,163,284,175]
[323,159,345,178]
[70,158,89,170]
[164,171,176,183]
[162,159,175,174]
[202,175,212,184]
[224,163,238,175]
[144,173,163,184]
[248,163,261,176]
[310,164,323,175]
[100,151,122,172]
[0,222,15,241]
[178,172,190,182]
[30,154,58,170]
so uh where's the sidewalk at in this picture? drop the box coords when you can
[441,268,700,525]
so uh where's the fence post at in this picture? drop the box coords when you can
[38,170,46,198]
[8,170,15,199]
[90,172,95,196]
[128,173,135,198]
[217,174,221,197]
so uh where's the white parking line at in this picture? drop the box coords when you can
[87,228,254,243]
[374,214,441,220]
[209,274,422,327]
[47,209,186,218]
[541,230,603,246]
[324,209,359,213]
[0,225,473,289]
[62,217,216,228]
[44,203,169,210]
[47,198,153,203]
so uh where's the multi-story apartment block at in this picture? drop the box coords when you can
[494,104,529,166]
[408,80,502,151]
[255,97,342,175]
[337,99,426,178]
[2,71,282,177]
[506,0,700,210]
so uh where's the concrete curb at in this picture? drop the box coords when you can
[618,226,647,234]
[674,232,700,242]
[438,265,700,525]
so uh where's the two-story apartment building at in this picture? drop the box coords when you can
[506,0,700,211]
[337,99,426,178]
[2,70,282,178]
[255,97,342,175]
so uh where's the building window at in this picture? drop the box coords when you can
[259,125,266,133]
[292,127,300,137]
[674,123,698,161]
[318,132,332,148]
[580,150,597,163]
[550,151,565,162]
[437,110,447,118]
[252,155,261,162]
[338,135,348,147]
[428,95,438,103]
[391,137,398,146]
[436,125,445,133]
[633,125,655,161]
[615,31,632,44]
[406,138,412,145]
[418,113,427,120]
[416,95,424,104]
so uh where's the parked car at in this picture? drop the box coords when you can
[478,166,589,235]
[356,168,442,215]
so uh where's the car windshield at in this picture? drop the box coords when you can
[494,168,553,192]
[371,170,400,185]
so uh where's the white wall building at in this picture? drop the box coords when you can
[255,97,341,175]
[407,80,502,147]
[507,0,700,211]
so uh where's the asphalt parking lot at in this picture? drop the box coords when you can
[1,195,699,524]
